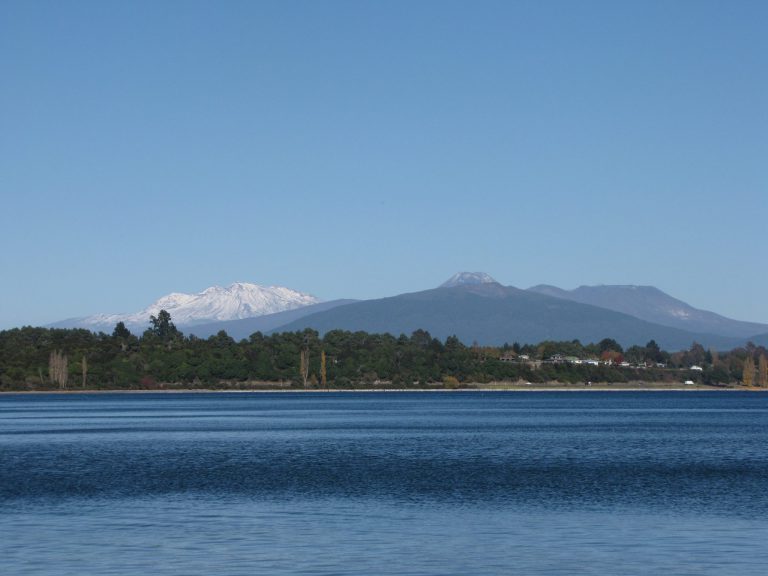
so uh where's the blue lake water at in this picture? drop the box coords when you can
[1,391,767,575]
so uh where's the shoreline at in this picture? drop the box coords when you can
[0,384,755,395]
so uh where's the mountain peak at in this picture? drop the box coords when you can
[50,282,321,333]
[440,272,498,288]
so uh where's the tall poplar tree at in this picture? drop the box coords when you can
[49,350,68,389]
[300,343,309,388]
[758,354,768,388]
[321,350,327,388]
[743,355,755,387]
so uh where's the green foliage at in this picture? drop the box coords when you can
[598,338,623,354]
[0,315,762,390]
[112,322,131,340]
[149,310,181,342]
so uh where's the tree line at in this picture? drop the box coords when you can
[1,311,766,390]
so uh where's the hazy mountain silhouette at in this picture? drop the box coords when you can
[528,284,768,338]
[186,300,358,340]
[271,279,743,350]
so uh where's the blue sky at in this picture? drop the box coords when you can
[1,0,766,329]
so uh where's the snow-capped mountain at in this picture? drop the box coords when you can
[51,283,321,333]
[440,272,498,288]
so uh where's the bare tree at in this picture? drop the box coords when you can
[758,354,768,388]
[300,347,309,388]
[60,352,68,389]
[82,355,88,388]
[48,351,55,386]
[49,350,69,389]
[321,350,327,389]
[743,355,755,387]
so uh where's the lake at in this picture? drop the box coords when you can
[2,391,767,575]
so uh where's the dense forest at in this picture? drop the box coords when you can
[1,310,767,391]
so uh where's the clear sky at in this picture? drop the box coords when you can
[1,0,766,329]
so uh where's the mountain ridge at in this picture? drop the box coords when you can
[440,272,498,288]
[527,283,768,338]
[44,272,766,349]
[186,299,358,340]
[270,281,746,351]
[49,282,320,333]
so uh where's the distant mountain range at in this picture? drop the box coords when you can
[48,273,768,350]
[49,282,320,334]
[185,300,358,340]
[271,277,754,351]
[527,284,768,339]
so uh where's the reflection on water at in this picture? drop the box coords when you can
[2,392,768,575]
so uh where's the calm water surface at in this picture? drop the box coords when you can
[2,391,767,575]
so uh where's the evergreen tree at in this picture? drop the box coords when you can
[598,338,623,354]
[112,322,131,339]
[149,310,181,341]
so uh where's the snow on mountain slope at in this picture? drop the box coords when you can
[440,272,498,288]
[53,283,321,333]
